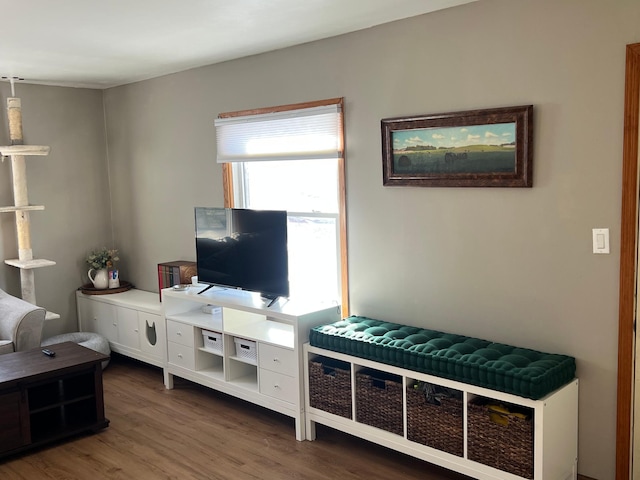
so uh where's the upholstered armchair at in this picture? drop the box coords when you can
[0,289,46,355]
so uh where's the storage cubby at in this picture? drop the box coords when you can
[195,349,224,379]
[304,344,578,480]
[406,380,464,457]
[308,355,352,419]
[227,357,259,390]
[355,368,403,436]
[28,371,99,442]
[30,408,65,442]
[28,380,63,411]
[194,327,224,381]
[63,373,96,400]
[28,371,95,411]
[31,398,99,443]
[162,286,340,440]
[467,396,534,479]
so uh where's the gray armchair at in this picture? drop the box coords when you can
[0,289,46,354]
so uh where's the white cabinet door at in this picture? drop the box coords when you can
[139,312,166,360]
[116,306,140,350]
[77,296,92,332]
[78,296,118,343]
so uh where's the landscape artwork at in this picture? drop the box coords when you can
[391,122,516,175]
[381,105,533,187]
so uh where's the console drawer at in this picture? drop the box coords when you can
[166,320,194,348]
[168,342,195,370]
[259,369,295,403]
[259,344,296,377]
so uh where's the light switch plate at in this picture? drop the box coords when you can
[592,228,610,254]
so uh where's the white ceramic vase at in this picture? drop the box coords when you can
[88,268,109,289]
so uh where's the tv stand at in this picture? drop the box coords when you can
[162,287,340,440]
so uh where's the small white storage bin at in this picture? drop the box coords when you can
[234,337,257,364]
[202,304,223,321]
[202,330,223,353]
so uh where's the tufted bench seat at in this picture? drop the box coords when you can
[309,316,576,400]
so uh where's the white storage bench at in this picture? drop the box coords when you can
[303,317,579,480]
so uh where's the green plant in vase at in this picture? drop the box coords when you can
[86,248,119,289]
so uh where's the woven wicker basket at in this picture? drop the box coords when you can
[467,401,534,479]
[355,369,403,435]
[406,386,464,456]
[308,357,352,419]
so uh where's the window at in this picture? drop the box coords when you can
[215,99,348,315]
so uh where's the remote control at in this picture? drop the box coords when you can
[41,348,55,357]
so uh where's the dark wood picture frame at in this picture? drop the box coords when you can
[381,105,533,187]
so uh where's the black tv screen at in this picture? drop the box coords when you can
[195,207,289,299]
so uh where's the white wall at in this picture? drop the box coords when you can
[97,0,639,478]
[0,83,110,337]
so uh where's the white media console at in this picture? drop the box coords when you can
[162,286,340,440]
[78,287,340,441]
[77,289,165,368]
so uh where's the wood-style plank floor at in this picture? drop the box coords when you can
[0,355,583,480]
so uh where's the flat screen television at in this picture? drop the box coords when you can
[194,207,289,302]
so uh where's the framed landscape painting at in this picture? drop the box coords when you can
[381,105,533,187]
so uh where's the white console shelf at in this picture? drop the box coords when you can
[304,344,579,480]
[76,289,165,368]
[162,286,340,441]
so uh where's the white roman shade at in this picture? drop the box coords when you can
[215,104,342,163]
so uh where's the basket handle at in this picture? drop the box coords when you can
[371,378,387,389]
[322,365,338,377]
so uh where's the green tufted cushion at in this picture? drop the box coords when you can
[309,316,576,400]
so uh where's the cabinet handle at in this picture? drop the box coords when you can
[274,384,280,389]
[178,353,183,359]
[273,358,280,363]
[134,329,139,333]
[177,331,182,336]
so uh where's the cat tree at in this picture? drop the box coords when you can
[0,77,58,319]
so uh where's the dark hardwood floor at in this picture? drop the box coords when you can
[0,355,586,479]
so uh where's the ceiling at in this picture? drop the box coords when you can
[0,0,476,90]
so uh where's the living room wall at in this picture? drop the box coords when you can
[0,84,110,338]
[100,1,639,477]
[0,0,622,478]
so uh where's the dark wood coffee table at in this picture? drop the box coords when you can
[0,341,109,458]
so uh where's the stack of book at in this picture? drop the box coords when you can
[157,260,197,301]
